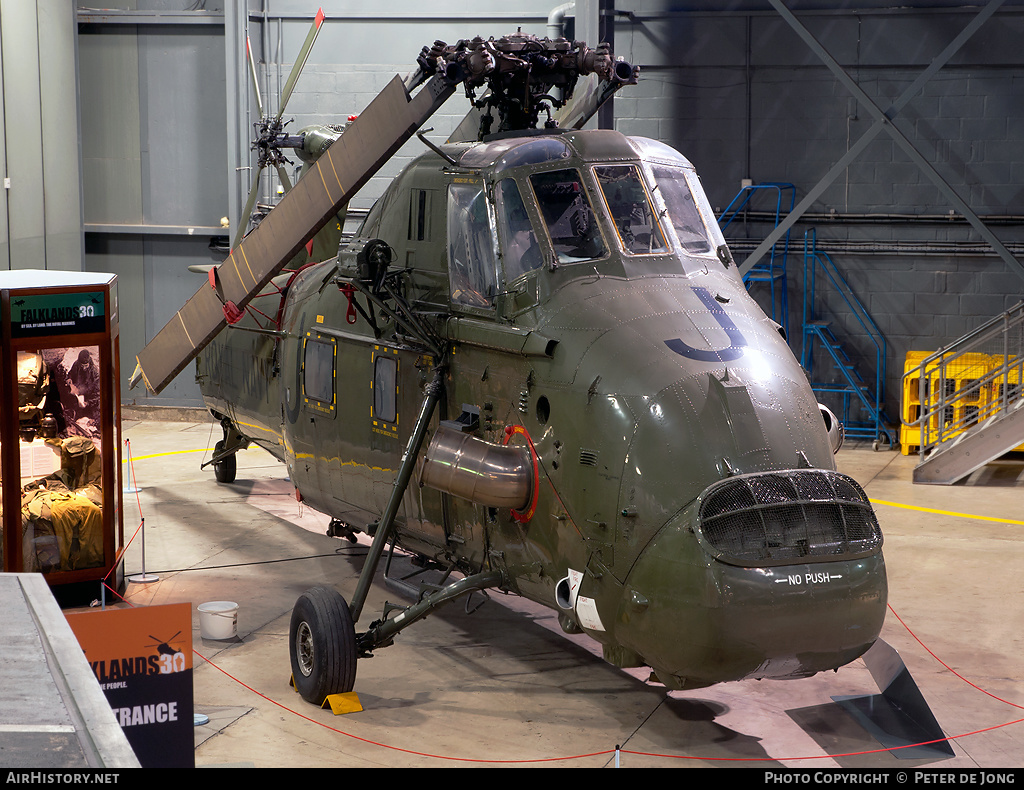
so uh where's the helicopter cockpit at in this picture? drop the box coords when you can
[443,131,728,311]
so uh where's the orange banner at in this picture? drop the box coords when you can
[66,603,193,768]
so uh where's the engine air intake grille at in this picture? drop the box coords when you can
[696,470,881,566]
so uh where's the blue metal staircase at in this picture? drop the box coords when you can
[718,183,795,337]
[801,229,894,448]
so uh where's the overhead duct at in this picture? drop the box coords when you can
[548,2,575,40]
[420,426,533,510]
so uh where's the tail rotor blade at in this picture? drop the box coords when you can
[276,7,325,120]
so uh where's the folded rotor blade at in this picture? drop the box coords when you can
[555,65,638,131]
[277,7,325,121]
[133,72,457,395]
[246,34,264,119]
[446,107,481,144]
[233,165,264,250]
[275,164,293,194]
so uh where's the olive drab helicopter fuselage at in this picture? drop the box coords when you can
[134,27,886,704]
[196,128,887,697]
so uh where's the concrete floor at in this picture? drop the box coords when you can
[68,415,1023,768]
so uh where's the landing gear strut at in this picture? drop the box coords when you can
[202,414,248,484]
[288,363,506,703]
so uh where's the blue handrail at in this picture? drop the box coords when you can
[718,183,795,336]
[802,229,892,446]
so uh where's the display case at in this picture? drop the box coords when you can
[0,272,123,594]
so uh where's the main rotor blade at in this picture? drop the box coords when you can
[275,163,293,194]
[276,7,325,121]
[554,73,629,130]
[246,34,264,119]
[446,92,487,144]
[233,165,264,250]
[133,72,457,395]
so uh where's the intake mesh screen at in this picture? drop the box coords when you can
[697,470,882,566]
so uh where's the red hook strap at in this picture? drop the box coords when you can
[338,284,359,325]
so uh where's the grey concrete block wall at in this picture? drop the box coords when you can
[610,2,1024,434]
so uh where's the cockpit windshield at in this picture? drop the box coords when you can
[529,168,607,264]
[626,136,725,260]
[594,165,668,255]
[495,179,544,282]
[649,164,713,256]
[447,182,498,308]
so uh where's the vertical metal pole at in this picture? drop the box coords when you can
[125,440,158,584]
[1002,312,1010,413]
[918,362,926,461]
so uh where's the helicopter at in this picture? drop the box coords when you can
[131,25,888,707]
[146,631,184,659]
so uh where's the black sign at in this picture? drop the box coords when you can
[10,292,106,338]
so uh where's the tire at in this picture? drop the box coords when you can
[213,440,237,484]
[289,586,357,704]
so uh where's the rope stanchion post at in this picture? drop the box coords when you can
[123,437,140,494]
[124,439,159,585]
[127,516,159,584]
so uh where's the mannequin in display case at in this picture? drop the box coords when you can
[1,345,105,573]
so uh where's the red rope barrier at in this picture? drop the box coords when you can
[178,601,1024,766]
[113,440,1023,764]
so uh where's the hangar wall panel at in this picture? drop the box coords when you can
[78,5,227,406]
[0,0,83,273]
[612,2,1024,423]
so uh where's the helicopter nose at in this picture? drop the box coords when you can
[616,468,888,690]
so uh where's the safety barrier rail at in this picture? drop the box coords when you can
[902,302,1024,459]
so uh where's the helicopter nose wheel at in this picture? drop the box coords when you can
[289,586,358,704]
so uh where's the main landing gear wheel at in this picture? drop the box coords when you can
[213,440,237,483]
[289,586,357,704]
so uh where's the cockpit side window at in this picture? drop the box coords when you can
[447,182,498,309]
[594,165,668,255]
[649,165,714,256]
[495,179,543,283]
[528,168,607,264]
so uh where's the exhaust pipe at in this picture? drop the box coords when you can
[421,426,533,509]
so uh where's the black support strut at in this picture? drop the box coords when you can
[348,363,447,624]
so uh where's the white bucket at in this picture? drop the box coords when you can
[198,601,239,640]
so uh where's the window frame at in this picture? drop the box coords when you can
[302,333,337,415]
[592,163,670,257]
[526,166,609,267]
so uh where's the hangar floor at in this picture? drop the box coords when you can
[67,414,1023,769]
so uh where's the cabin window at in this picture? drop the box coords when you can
[303,337,335,408]
[408,189,432,242]
[528,168,606,264]
[649,165,714,256]
[495,179,543,282]
[372,352,398,426]
[594,165,668,255]
[447,182,498,308]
